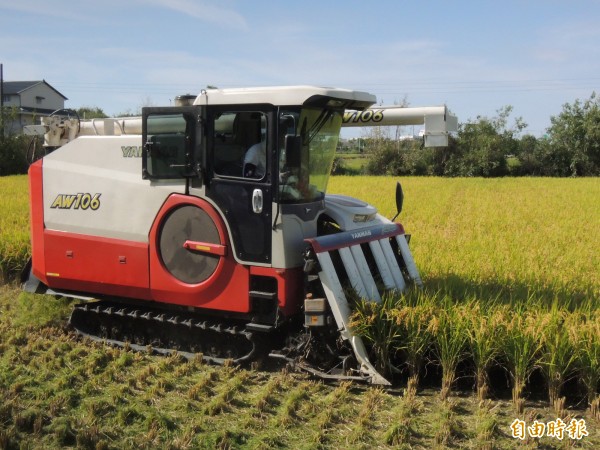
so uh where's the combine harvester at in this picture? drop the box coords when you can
[22,86,457,385]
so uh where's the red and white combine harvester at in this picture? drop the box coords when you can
[22,86,457,385]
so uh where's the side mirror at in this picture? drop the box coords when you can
[391,181,404,221]
[280,114,296,130]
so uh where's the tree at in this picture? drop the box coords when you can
[0,106,28,175]
[76,106,108,120]
[544,92,600,176]
[446,106,526,177]
[514,134,542,175]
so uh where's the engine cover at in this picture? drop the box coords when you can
[158,205,220,284]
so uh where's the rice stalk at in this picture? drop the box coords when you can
[473,400,498,450]
[349,293,403,376]
[347,388,384,443]
[500,302,543,414]
[537,304,577,416]
[430,297,469,401]
[465,300,504,401]
[570,310,600,415]
[432,400,461,447]
[384,391,421,446]
[390,291,436,391]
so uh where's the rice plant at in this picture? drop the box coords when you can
[432,400,462,448]
[500,302,543,414]
[349,293,403,376]
[347,388,384,443]
[430,297,470,401]
[3,176,600,447]
[571,311,600,418]
[0,175,31,280]
[537,304,578,416]
[474,400,498,450]
[390,291,435,392]
[466,300,505,401]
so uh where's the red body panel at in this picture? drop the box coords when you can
[29,160,47,284]
[148,194,251,313]
[250,266,303,317]
[44,230,151,299]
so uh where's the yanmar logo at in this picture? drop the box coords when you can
[351,230,372,240]
[122,146,143,157]
[50,193,101,210]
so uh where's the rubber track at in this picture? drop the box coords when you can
[69,301,259,365]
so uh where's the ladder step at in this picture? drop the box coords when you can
[249,290,277,300]
[246,323,274,332]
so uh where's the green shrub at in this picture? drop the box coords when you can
[0,135,29,176]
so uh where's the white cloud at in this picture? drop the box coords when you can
[0,0,92,20]
[143,0,248,29]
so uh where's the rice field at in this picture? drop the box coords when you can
[0,175,29,281]
[1,174,599,448]
[331,176,599,300]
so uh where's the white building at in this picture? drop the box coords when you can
[2,80,67,135]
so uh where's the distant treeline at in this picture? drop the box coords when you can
[2,94,599,177]
[337,93,600,177]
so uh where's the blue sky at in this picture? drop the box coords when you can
[1,0,599,138]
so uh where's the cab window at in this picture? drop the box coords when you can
[213,111,267,179]
[143,110,196,179]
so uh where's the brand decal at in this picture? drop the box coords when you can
[342,109,384,124]
[122,146,143,157]
[50,193,101,210]
[351,230,372,240]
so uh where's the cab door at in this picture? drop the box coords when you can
[142,106,203,182]
[205,107,273,265]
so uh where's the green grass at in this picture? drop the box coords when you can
[338,153,370,172]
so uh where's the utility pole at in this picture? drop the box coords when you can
[0,63,4,138]
[0,63,6,140]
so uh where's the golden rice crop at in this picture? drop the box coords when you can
[0,175,30,280]
[333,176,600,409]
[330,176,600,302]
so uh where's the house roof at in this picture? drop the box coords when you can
[19,106,57,116]
[3,80,68,100]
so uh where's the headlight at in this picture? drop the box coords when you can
[353,213,376,223]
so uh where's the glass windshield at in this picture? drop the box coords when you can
[279,107,342,203]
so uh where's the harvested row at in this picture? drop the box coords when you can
[0,286,541,449]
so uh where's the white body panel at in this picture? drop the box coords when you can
[43,136,185,242]
[194,85,376,108]
[270,204,314,269]
[342,105,458,147]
